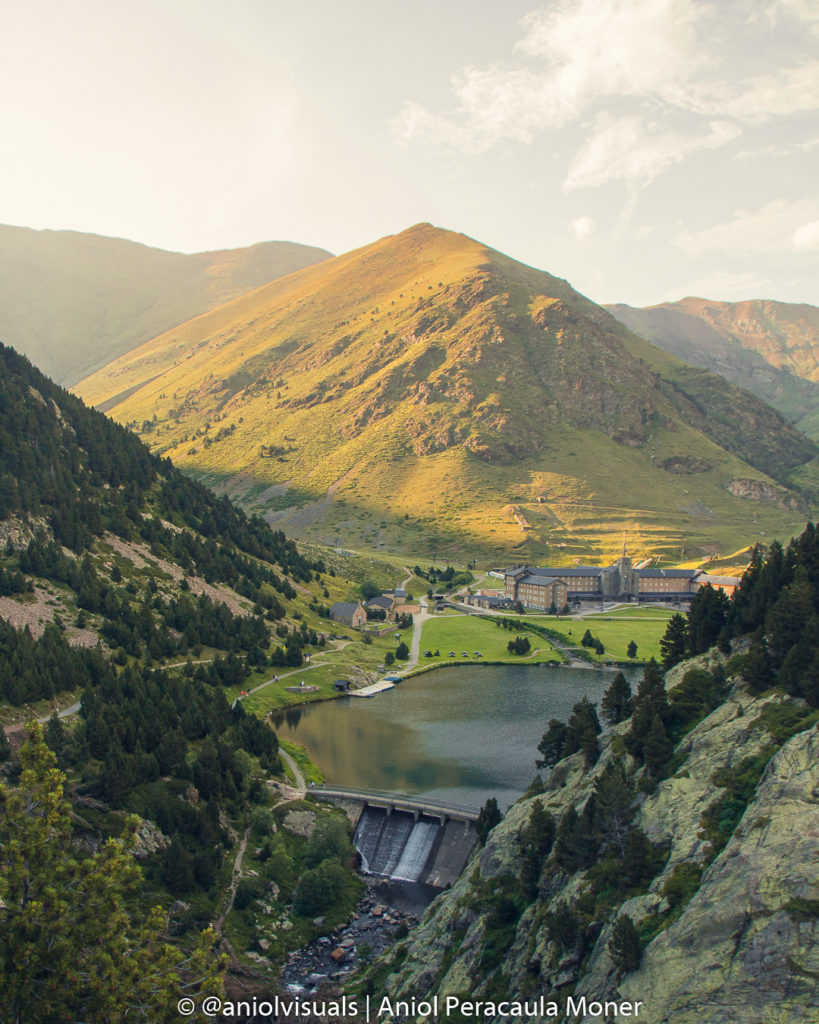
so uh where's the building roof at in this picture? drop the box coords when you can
[518,573,561,587]
[366,595,393,609]
[698,575,741,586]
[637,569,700,579]
[511,565,604,578]
[479,595,512,607]
[331,601,361,615]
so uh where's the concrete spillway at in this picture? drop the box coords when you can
[353,806,477,888]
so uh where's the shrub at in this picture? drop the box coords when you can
[608,914,643,974]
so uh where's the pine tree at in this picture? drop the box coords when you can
[608,914,643,974]
[660,613,689,670]
[0,724,222,1024]
[475,797,502,845]
[643,714,673,777]
[536,719,568,769]
[601,672,633,725]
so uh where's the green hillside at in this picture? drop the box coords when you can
[76,224,817,567]
[0,343,404,1003]
[0,223,331,384]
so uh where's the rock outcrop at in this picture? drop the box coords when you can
[378,657,819,1023]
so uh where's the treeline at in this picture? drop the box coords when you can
[413,564,473,590]
[0,344,318,584]
[470,752,667,987]
[537,661,728,778]
[661,522,819,706]
[32,664,279,908]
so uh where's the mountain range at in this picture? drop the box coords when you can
[0,223,331,385]
[607,298,819,440]
[74,223,818,567]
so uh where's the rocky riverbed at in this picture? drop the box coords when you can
[280,878,436,995]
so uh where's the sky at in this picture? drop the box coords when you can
[2,0,818,307]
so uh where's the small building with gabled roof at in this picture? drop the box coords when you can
[330,601,366,628]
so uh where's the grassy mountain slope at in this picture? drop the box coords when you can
[607,298,819,439]
[76,224,817,566]
[0,223,331,385]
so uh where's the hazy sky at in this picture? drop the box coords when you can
[3,0,818,306]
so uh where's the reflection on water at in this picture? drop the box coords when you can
[271,664,640,809]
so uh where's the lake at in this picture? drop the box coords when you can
[271,663,641,809]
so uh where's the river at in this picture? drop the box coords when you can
[271,663,641,809]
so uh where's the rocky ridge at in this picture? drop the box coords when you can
[378,656,819,1023]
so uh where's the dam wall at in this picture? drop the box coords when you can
[312,787,479,889]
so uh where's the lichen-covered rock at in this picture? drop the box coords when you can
[282,809,316,837]
[614,728,819,1024]
[381,674,818,1024]
[131,818,170,859]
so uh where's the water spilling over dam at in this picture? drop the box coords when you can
[314,787,479,889]
[354,806,477,888]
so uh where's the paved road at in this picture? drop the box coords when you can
[407,596,431,669]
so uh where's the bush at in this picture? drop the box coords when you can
[234,875,265,911]
[305,816,352,868]
[293,859,349,916]
[662,861,703,910]
[608,914,643,974]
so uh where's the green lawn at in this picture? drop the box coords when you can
[580,605,677,620]
[237,634,404,715]
[417,614,563,666]
[543,615,670,662]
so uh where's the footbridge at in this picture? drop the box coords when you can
[310,785,480,888]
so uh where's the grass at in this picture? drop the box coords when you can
[538,613,672,662]
[417,614,561,665]
[279,739,324,785]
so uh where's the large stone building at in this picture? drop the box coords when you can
[503,557,738,608]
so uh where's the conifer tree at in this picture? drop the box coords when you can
[0,724,222,1024]
[660,613,689,670]
[601,672,633,725]
[475,797,502,845]
[608,914,643,974]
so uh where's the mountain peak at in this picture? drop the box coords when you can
[75,226,816,565]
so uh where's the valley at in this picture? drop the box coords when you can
[2,220,819,1023]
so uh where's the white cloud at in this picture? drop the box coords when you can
[563,115,739,191]
[392,0,704,151]
[677,199,819,254]
[516,0,701,111]
[766,0,819,34]
[793,220,819,250]
[571,216,595,241]
[392,0,819,191]
[690,63,819,123]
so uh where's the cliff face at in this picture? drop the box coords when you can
[379,658,819,1023]
[606,298,819,441]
